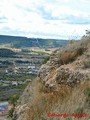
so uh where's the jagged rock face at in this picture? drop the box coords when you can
[39,64,89,88]
[38,38,90,88]
[53,67,89,86]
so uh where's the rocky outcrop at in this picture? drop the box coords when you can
[13,36,90,120]
[38,37,90,89]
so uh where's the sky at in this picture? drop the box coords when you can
[0,0,90,39]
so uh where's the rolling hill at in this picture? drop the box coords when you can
[0,35,68,48]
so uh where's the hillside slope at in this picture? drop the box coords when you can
[13,36,90,120]
[0,35,68,48]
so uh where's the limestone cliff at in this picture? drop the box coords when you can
[13,36,90,120]
[38,38,90,88]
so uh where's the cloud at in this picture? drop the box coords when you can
[0,0,90,39]
[0,16,7,23]
[80,0,90,2]
[39,5,90,24]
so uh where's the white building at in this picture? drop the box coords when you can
[12,81,18,86]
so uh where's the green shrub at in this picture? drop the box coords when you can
[43,57,49,64]
[67,118,72,120]
[84,88,90,97]
[84,61,90,68]
[9,94,19,105]
[74,107,84,114]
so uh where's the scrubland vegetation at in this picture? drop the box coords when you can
[13,34,90,120]
[25,79,90,120]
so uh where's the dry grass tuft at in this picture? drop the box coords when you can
[60,47,86,64]
[26,80,71,120]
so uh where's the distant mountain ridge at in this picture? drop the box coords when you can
[0,35,68,48]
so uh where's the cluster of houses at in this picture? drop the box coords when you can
[27,64,39,75]
[0,79,32,87]
[5,63,39,75]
